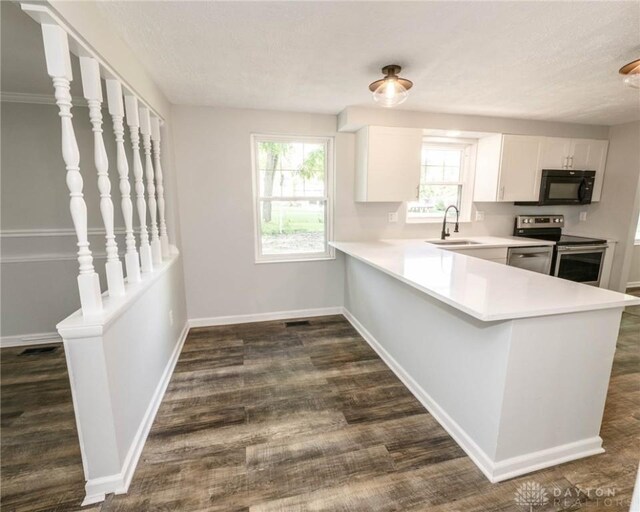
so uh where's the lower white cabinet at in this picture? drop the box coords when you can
[355,126,423,202]
[446,246,508,264]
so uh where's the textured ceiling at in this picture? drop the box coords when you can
[3,2,639,125]
[94,1,640,125]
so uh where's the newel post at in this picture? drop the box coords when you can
[139,106,163,266]
[41,24,102,315]
[79,56,126,297]
[150,116,170,258]
[124,95,153,273]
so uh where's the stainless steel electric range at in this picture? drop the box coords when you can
[513,214,608,286]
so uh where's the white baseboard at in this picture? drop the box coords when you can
[342,307,605,483]
[82,322,190,505]
[491,437,603,482]
[188,306,344,328]
[627,281,640,290]
[0,332,61,348]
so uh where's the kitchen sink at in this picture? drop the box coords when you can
[428,240,481,246]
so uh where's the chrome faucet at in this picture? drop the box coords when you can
[441,205,460,240]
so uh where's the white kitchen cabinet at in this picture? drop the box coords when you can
[574,139,608,201]
[539,137,572,170]
[539,137,609,201]
[446,246,508,264]
[473,134,542,202]
[355,125,423,202]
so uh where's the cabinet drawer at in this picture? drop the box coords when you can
[445,247,508,261]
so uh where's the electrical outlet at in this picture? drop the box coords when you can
[579,211,588,222]
[169,310,174,326]
[388,212,398,223]
[475,211,485,221]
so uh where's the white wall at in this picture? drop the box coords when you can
[630,246,640,287]
[1,101,123,338]
[171,106,345,321]
[1,97,186,339]
[172,105,635,321]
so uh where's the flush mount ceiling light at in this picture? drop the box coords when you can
[369,64,413,108]
[619,59,640,89]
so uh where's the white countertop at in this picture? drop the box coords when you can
[331,238,639,322]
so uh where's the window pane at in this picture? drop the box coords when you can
[258,141,325,198]
[260,200,326,255]
[424,165,443,182]
[443,166,461,181]
[408,185,461,218]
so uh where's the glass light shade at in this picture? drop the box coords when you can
[623,72,640,89]
[373,78,408,107]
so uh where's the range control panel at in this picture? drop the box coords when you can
[515,215,564,229]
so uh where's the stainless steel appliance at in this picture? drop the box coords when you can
[513,215,608,286]
[507,246,553,274]
[515,169,595,206]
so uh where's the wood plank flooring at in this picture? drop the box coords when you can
[2,299,639,511]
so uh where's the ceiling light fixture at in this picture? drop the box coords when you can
[369,64,413,108]
[619,59,640,89]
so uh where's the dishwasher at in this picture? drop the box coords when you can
[507,246,553,275]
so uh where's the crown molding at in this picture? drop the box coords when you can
[1,91,89,107]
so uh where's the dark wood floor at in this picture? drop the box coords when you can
[2,297,639,511]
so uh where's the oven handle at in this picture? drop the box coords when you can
[556,244,608,252]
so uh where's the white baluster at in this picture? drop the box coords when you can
[124,95,153,273]
[79,57,125,297]
[106,79,141,283]
[150,116,170,258]
[139,106,162,266]
[41,25,102,315]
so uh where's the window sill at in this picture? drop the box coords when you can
[255,254,336,264]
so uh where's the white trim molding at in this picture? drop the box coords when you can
[627,281,640,290]
[0,331,62,348]
[82,322,189,505]
[188,306,344,328]
[1,227,126,238]
[0,91,89,107]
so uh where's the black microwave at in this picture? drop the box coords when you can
[515,169,595,206]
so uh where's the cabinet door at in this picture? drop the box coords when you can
[585,140,609,201]
[364,126,422,202]
[569,139,592,169]
[498,135,542,201]
[539,137,571,170]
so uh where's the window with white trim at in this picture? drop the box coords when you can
[407,142,474,222]
[252,135,333,262]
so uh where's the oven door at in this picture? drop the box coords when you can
[553,245,607,286]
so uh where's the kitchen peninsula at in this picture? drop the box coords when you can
[332,239,639,483]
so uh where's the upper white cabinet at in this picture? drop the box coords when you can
[539,137,572,170]
[539,137,609,201]
[475,135,609,203]
[473,134,543,202]
[355,126,423,202]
